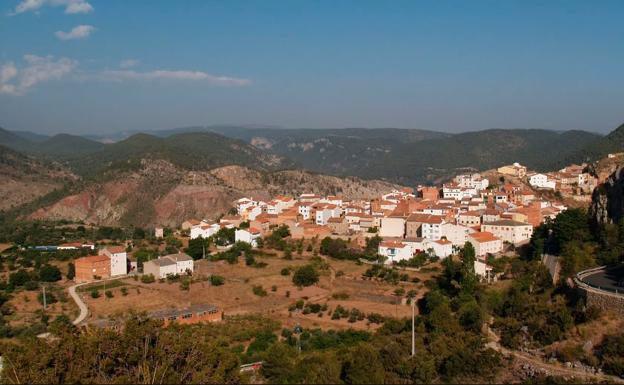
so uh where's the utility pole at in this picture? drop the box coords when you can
[411,299,415,357]
[42,284,47,310]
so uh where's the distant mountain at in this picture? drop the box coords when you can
[0,145,75,213]
[64,131,291,178]
[575,122,624,162]
[11,130,50,143]
[37,134,106,158]
[205,126,603,185]
[0,127,35,153]
[0,124,609,185]
[0,128,104,158]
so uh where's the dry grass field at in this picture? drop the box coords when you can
[83,250,441,331]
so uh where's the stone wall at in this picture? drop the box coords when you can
[575,272,624,315]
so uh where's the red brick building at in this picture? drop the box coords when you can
[75,255,110,283]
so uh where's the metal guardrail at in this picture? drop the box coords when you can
[575,266,623,296]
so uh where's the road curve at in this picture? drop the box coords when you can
[68,282,89,325]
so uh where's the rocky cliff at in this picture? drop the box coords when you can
[589,165,624,226]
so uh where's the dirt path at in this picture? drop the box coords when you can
[486,322,624,383]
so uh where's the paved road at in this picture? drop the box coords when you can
[582,264,624,292]
[68,282,89,325]
[67,274,138,326]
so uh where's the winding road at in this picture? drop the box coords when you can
[68,282,89,325]
[67,276,132,325]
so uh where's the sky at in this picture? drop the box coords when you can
[0,0,623,135]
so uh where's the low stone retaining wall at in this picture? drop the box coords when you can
[575,267,624,315]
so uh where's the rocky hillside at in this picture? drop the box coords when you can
[29,162,399,227]
[589,164,624,227]
[0,145,75,212]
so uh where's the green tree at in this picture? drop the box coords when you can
[341,343,384,384]
[261,343,297,383]
[185,237,211,260]
[66,262,75,280]
[292,265,320,287]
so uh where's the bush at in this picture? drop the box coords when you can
[252,285,267,297]
[280,267,291,276]
[24,281,39,291]
[38,265,62,282]
[90,289,100,299]
[292,265,320,287]
[141,274,156,284]
[9,269,30,287]
[367,313,385,324]
[210,275,225,286]
[120,287,128,296]
[332,291,350,300]
[105,290,114,299]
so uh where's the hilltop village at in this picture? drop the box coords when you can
[64,159,602,300]
[174,161,597,281]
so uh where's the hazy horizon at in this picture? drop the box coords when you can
[2,124,618,139]
[1,0,623,135]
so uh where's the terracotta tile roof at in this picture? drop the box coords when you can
[380,241,406,248]
[468,231,500,243]
[105,246,126,254]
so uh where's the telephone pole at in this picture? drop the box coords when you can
[411,299,415,357]
[42,284,47,310]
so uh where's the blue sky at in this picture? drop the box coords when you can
[0,0,623,135]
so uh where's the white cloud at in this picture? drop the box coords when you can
[0,54,77,95]
[12,0,93,15]
[119,59,139,69]
[55,24,95,40]
[64,0,92,14]
[102,69,251,86]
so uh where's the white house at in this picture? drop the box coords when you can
[235,228,262,247]
[190,222,220,240]
[169,253,194,275]
[440,223,473,246]
[100,246,127,277]
[143,253,194,279]
[467,231,503,256]
[474,259,494,282]
[236,197,258,215]
[457,211,481,227]
[443,184,477,200]
[379,216,406,238]
[298,203,313,220]
[315,204,342,225]
[481,219,533,245]
[421,215,445,240]
[379,241,413,264]
[454,173,489,190]
[246,205,265,221]
[428,239,453,258]
[528,173,556,190]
